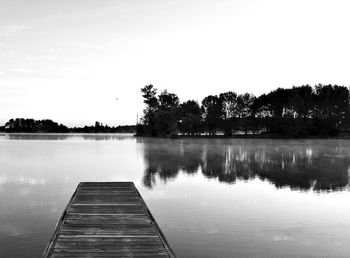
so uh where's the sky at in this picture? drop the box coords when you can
[1,0,350,126]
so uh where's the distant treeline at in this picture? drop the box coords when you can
[2,118,135,133]
[137,84,350,137]
[70,122,135,133]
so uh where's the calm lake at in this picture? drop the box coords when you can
[0,134,350,257]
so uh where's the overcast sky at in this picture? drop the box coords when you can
[1,0,350,126]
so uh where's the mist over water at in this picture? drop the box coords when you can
[0,134,350,257]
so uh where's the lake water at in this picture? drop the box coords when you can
[0,134,350,257]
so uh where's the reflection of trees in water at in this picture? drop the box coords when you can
[7,134,70,141]
[140,139,350,191]
[6,134,133,141]
[203,145,349,191]
[81,134,133,141]
[140,139,202,188]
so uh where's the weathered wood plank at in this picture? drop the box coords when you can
[66,214,151,221]
[51,253,169,256]
[74,198,142,205]
[42,182,175,257]
[69,205,146,215]
[56,236,162,241]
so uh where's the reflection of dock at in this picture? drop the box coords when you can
[43,182,175,257]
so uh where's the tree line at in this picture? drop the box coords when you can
[2,118,135,133]
[70,121,135,133]
[136,84,350,137]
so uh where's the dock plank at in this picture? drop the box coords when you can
[43,182,175,257]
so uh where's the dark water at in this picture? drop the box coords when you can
[0,134,350,257]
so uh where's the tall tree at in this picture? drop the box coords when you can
[154,90,180,137]
[201,95,223,135]
[289,85,314,119]
[179,100,202,135]
[139,84,159,136]
[236,93,255,134]
[313,84,350,134]
[141,84,158,109]
[219,91,237,136]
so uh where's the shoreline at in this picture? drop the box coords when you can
[2,132,350,139]
[177,135,350,140]
[137,133,350,140]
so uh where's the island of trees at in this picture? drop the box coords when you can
[136,84,350,137]
[1,119,135,133]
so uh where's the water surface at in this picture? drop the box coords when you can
[0,134,350,257]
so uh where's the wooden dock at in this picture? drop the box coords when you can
[43,182,175,257]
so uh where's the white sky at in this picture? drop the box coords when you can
[1,0,350,126]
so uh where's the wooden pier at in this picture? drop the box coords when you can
[43,182,175,257]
